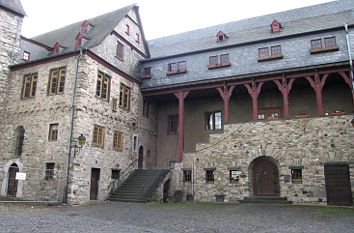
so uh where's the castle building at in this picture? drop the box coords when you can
[0,0,353,205]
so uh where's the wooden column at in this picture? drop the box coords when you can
[305,71,327,116]
[174,91,190,161]
[244,80,264,121]
[216,85,235,124]
[273,76,295,119]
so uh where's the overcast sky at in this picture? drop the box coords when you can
[20,0,333,40]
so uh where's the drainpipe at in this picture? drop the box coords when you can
[344,24,354,102]
[64,48,85,204]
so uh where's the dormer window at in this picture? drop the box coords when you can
[75,32,89,48]
[216,31,228,42]
[81,20,93,34]
[53,42,63,54]
[125,24,130,35]
[271,20,281,33]
[22,51,30,61]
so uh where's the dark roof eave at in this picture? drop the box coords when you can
[0,4,25,17]
[141,61,350,95]
[142,24,354,63]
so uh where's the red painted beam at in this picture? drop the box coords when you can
[216,85,235,124]
[174,91,190,161]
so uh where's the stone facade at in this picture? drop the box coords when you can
[170,115,354,203]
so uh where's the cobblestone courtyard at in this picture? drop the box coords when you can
[0,202,353,233]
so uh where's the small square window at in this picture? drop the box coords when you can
[112,169,120,179]
[135,33,140,43]
[205,169,215,182]
[258,113,265,120]
[230,170,240,183]
[258,47,269,57]
[220,54,230,65]
[291,169,302,183]
[45,163,55,180]
[209,56,218,66]
[183,170,192,182]
[48,124,59,141]
[311,39,322,49]
[23,51,30,61]
[271,45,282,55]
[205,111,222,130]
[142,67,151,79]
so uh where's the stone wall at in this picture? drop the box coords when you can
[170,115,354,204]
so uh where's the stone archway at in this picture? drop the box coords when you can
[1,160,23,198]
[249,156,280,196]
[7,164,19,197]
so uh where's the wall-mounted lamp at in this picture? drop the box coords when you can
[71,134,86,157]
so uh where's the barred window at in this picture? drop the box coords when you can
[22,73,37,99]
[183,169,192,182]
[92,125,105,148]
[45,163,55,180]
[291,169,302,183]
[167,114,178,134]
[205,169,215,182]
[96,71,110,101]
[113,131,123,151]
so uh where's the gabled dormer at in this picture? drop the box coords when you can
[75,32,89,48]
[216,31,228,42]
[81,20,94,35]
[271,20,282,33]
[53,42,64,54]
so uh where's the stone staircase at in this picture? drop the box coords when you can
[108,169,169,203]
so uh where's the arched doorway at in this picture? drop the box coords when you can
[250,157,279,196]
[7,163,19,197]
[138,146,144,169]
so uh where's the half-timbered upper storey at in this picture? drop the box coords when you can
[140,0,354,89]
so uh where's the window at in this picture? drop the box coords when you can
[22,73,37,99]
[183,169,192,182]
[23,51,30,61]
[205,111,222,130]
[167,61,186,75]
[258,107,281,120]
[216,31,227,42]
[324,37,336,47]
[230,170,241,183]
[143,100,150,118]
[119,84,130,110]
[116,41,124,61]
[96,71,111,101]
[310,37,338,53]
[142,67,151,79]
[112,98,117,112]
[291,168,303,183]
[45,163,55,180]
[208,54,230,68]
[112,169,120,179]
[205,169,215,182]
[258,46,283,61]
[125,24,130,35]
[48,124,59,141]
[167,114,178,134]
[15,126,25,157]
[48,67,66,95]
[135,33,140,43]
[92,125,105,148]
[132,135,138,152]
[113,131,123,151]
[271,20,281,33]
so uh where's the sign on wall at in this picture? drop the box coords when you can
[15,172,26,180]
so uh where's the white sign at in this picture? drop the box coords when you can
[15,172,26,181]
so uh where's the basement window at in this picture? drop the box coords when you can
[45,163,55,180]
[183,169,192,182]
[111,169,121,179]
[289,166,304,184]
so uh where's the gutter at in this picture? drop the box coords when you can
[344,24,354,93]
[64,48,86,204]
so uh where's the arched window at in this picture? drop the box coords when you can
[15,126,25,156]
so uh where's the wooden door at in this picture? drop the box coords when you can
[325,164,353,206]
[253,158,279,196]
[138,146,143,170]
[7,164,19,197]
[90,168,100,200]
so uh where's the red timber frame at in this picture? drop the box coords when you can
[142,65,353,161]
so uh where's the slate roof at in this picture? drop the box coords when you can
[25,4,136,59]
[0,0,26,16]
[147,0,354,59]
